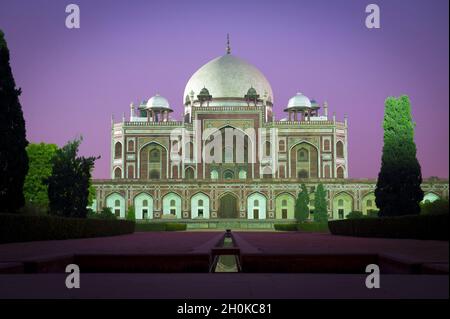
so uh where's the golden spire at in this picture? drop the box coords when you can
[226,33,231,54]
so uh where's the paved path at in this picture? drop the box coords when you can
[0,232,448,299]
[234,232,449,264]
[0,232,223,262]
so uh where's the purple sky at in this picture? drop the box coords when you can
[0,0,448,179]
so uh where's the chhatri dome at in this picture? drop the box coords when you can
[286,92,312,110]
[146,94,171,110]
[183,35,273,103]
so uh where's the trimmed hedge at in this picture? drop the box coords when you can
[298,222,329,232]
[135,222,187,232]
[274,224,298,231]
[0,214,135,244]
[274,223,329,232]
[328,213,449,240]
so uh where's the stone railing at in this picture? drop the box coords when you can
[123,121,183,127]
[271,120,339,126]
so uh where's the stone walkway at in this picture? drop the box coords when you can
[0,232,448,298]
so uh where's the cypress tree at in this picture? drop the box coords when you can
[294,184,309,222]
[375,95,423,216]
[0,30,29,212]
[313,183,328,223]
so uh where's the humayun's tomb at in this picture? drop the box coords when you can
[92,40,448,225]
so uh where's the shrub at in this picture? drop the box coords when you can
[298,222,329,232]
[94,207,117,219]
[135,222,187,232]
[19,202,48,216]
[165,223,187,231]
[420,199,449,215]
[86,208,96,218]
[367,210,380,218]
[274,224,298,231]
[0,214,135,244]
[346,211,364,219]
[329,214,448,240]
[135,223,167,232]
[126,205,136,221]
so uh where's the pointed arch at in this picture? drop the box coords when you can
[422,192,440,203]
[361,192,378,214]
[162,192,182,218]
[218,192,239,218]
[289,140,319,179]
[336,166,345,178]
[332,191,354,219]
[105,192,125,218]
[114,141,122,159]
[134,192,154,220]
[138,141,168,180]
[191,192,210,219]
[275,192,296,219]
[247,192,267,220]
[114,167,122,179]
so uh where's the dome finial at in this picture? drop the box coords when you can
[226,33,231,54]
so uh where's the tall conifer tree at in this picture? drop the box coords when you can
[295,184,310,222]
[313,183,328,222]
[0,30,29,212]
[375,95,423,216]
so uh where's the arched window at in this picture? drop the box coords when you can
[128,139,134,152]
[114,199,120,206]
[210,169,218,180]
[297,148,309,162]
[282,199,287,206]
[223,170,234,180]
[170,199,176,207]
[254,199,259,207]
[338,199,344,206]
[114,167,122,179]
[279,139,285,152]
[143,200,148,207]
[149,149,160,163]
[114,142,122,159]
[265,141,271,157]
[198,199,204,207]
[185,167,194,179]
[337,166,344,178]
[336,141,344,158]
[324,139,330,151]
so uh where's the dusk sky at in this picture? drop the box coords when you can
[0,0,448,179]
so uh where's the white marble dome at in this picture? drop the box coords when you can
[287,92,312,109]
[184,54,273,102]
[146,94,171,109]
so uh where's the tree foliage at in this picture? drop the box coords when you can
[23,143,58,208]
[0,30,29,212]
[295,184,309,222]
[313,183,328,223]
[375,96,423,216]
[126,205,135,221]
[46,138,99,218]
